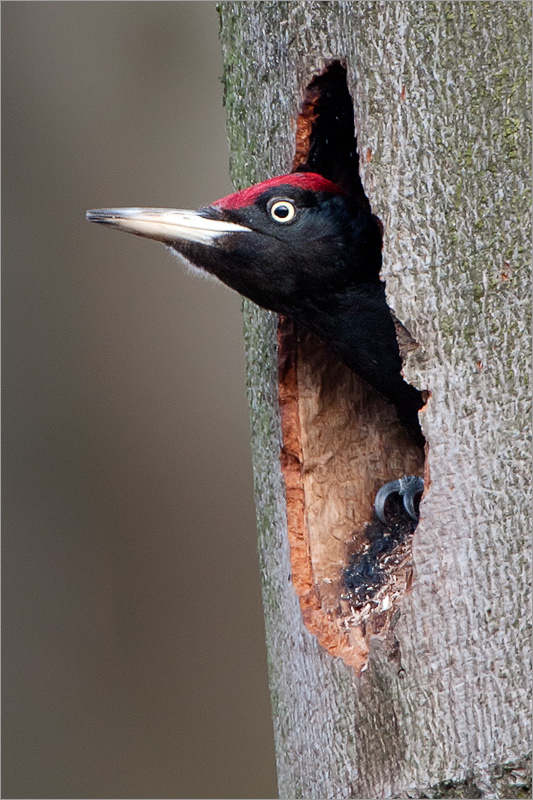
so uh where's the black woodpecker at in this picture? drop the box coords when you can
[87,171,425,448]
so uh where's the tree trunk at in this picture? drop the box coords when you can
[218,3,531,798]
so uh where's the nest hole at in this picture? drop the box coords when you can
[278,61,426,674]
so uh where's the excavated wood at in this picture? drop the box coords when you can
[276,60,426,673]
[219,2,532,798]
[277,316,424,673]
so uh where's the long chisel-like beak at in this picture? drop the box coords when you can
[86,207,251,246]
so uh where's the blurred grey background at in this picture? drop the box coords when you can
[3,3,278,797]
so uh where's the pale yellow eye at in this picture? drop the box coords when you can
[269,199,296,223]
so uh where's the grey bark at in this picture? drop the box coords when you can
[218,3,531,798]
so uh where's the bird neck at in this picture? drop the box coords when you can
[292,283,425,448]
[294,281,399,386]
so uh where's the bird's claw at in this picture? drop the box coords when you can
[374,476,424,525]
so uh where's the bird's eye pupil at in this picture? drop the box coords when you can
[269,199,296,223]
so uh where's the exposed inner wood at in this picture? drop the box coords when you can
[278,317,424,673]
[278,60,425,673]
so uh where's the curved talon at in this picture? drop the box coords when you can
[374,479,401,524]
[398,475,425,521]
[374,476,424,524]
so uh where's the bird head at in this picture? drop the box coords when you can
[87,172,383,316]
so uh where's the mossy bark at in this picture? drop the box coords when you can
[218,3,531,797]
